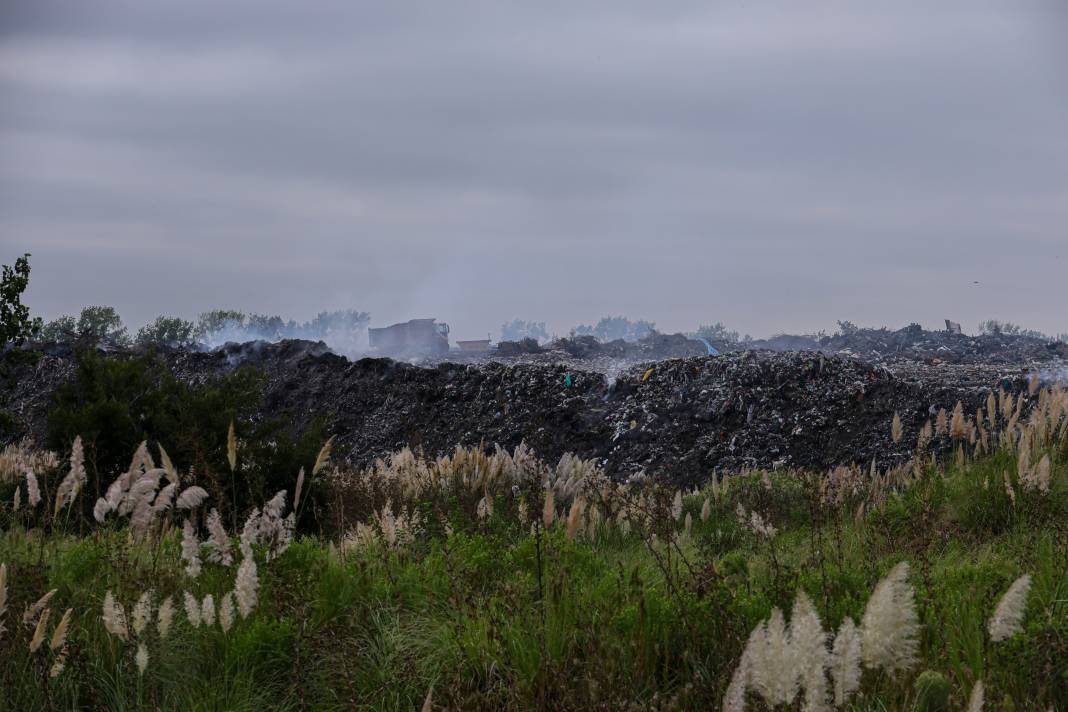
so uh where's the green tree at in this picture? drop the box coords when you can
[77,306,130,345]
[1,253,42,347]
[40,315,76,341]
[692,322,751,346]
[195,310,247,341]
[501,319,549,342]
[136,316,196,347]
[574,316,655,342]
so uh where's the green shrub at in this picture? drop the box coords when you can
[46,349,328,528]
[914,670,951,711]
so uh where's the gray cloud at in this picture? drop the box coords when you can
[2,0,1067,341]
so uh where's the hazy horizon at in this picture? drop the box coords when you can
[3,1,1067,341]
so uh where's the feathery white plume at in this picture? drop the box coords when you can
[23,589,56,628]
[176,486,209,510]
[312,436,334,476]
[135,642,149,675]
[830,617,862,706]
[121,470,163,516]
[293,466,306,512]
[722,641,752,712]
[860,562,919,674]
[200,594,215,627]
[219,592,235,633]
[153,483,176,515]
[131,591,153,636]
[157,596,174,638]
[158,444,178,484]
[239,507,261,558]
[205,509,234,565]
[181,519,202,579]
[967,680,984,712]
[988,574,1032,642]
[93,497,112,523]
[50,607,72,651]
[184,592,202,628]
[790,592,830,712]
[102,591,128,640]
[25,470,41,507]
[235,556,259,618]
[748,608,798,706]
[29,607,50,652]
[53,436,86,516]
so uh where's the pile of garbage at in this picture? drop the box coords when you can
[5,340,1043,486]
[745,324,1066,365]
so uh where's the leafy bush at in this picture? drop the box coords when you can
[45,349,327,527]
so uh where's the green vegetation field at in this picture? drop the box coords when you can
[1,378,1066,710]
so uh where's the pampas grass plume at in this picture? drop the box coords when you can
[157,596,174,638]
[176,486,209,510]
[313,435,335,476]
[26,470,41,507]
[184,592,202,628]
[219,592,235,633]
[235,556,259,618]
[227,420,237,472]
[860,562,919,674]
[102,590,128,640]
[135,643,149,675]
[830,617,862,706]
[132,591,152,636]
[541,489,555,530]
[50,607,72,651]
[29,607,49,652]
[967,680,984,712]
[566,497,585,540]
[988,574,1032,642]
[201,594,215,627]
[24,588,57,628]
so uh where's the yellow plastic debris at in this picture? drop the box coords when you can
[642,368,654,382]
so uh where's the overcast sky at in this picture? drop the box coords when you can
[2,0,1066,340]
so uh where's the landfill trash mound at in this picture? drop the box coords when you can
[743,323,1067,365]
[6,339,1055,486]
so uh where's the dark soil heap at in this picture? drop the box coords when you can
[6,339,1046,486]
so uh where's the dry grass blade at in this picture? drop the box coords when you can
[422,686,433,712]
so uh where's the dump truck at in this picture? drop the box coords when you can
[368,318,450,355]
